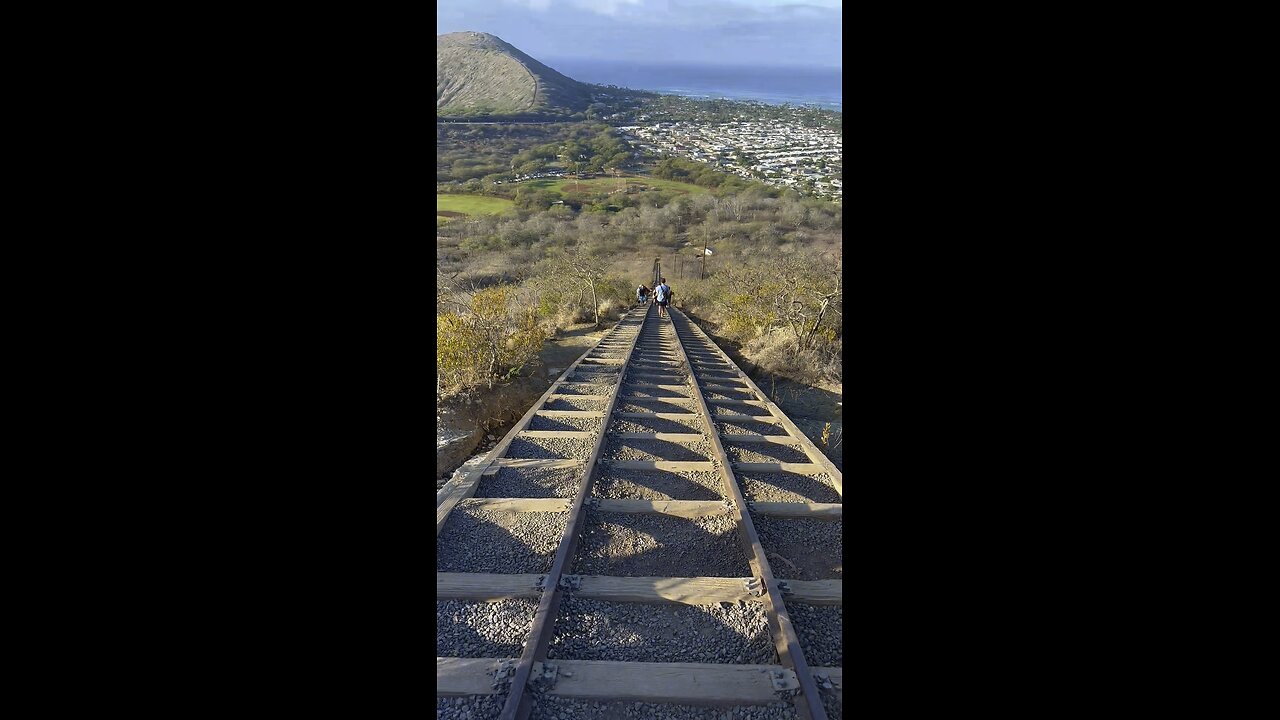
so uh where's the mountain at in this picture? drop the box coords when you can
[437,32,593,117]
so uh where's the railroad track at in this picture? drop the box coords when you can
[437,305,843,720]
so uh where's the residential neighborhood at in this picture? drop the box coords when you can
[616,118,842,200]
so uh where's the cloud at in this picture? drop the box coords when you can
[568,0,645,15]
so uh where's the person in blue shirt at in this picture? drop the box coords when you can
[653,278,671,319]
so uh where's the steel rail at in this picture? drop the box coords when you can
[666,308,829,720]
[498,305,651,720]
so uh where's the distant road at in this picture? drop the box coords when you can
[437,120,561,125]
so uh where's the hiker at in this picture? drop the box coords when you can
[653,277,671,319]
[637,284,650,306]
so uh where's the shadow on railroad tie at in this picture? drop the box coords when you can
[574,510,753,581]
[595,468,722,501]
[622,386,690,400]
[621,397,696,414]
[723,441,813,465]
[438,503,562,577]
[436,603,529,660]
[610,438,712,464]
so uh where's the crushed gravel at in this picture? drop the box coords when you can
[603,438,714,463]
[593,468,724,501]
[548,596,774,664]
[438,508,567,574]
[704,390,756,402]
[751,515,842,581]
[710,404,771,418]
[545,397,607,412]
[436,598,537,657]
[476,466,583,498]
[738,472,840,504]
[528,415,602,433]
[821,691,842,718]
[785,601,842,667]
[621,387,692,401]
[507,437,595,460]
[554,382,614,396]
[724,443,811,464]
[530,697,797,720]
[715,420,790,436]
[618,398,697,415]
[436,694,505,719]
[608,415,702,434]
[574,511,751,577]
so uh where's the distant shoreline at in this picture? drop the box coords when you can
[545,58,842,113]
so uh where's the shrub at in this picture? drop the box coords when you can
[437,285,548,397]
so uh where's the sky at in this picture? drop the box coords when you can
[436,0,842,69]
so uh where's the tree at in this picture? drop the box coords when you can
[545,244,611,327]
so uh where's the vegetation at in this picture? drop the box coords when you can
[436,194,515,218]
[437,32,591,118]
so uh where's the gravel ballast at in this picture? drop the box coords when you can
[548,596,774,664]
[476,466,583,498]
[785,601,842,667]
[436,598,537,658]
[593,468,724,501]
[618,398,697,415]
[437,694,505,720]
[714,420,791,436]
[554,381,614,396]
[438,508,567,573]
[738,472,840,504]
[530,697,798,720]
[608,415,702,434]
[574,511,751,577]
[751,515,842,581]
[527,414,602,433]
[507,436,594,460]
[603,438,714,463]
[724,443,811,464]
[545,397,607,412]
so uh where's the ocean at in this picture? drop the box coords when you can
[542,58,842,112]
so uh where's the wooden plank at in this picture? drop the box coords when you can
[783,579,842,605]
[714,413,781,424]
[627,372,682,381]
[547,393,610,400]
[437,657,504,696]
[594,499,728,517]
[614,412,701,420]
[462,498,571,513]
[581,358,624,363]
[485,458,584,475]
[706,398,768,407]
[732,462,823,474]
[719,434,803,445]
[533,660,798,704]
[665,308,829,720]
[678,316,843,498]
[517,430,594,439]
[437,573,543,600]
[536,410,605,418]
[751,502,842,519]
[612,432,704,442]
[605,460,716,472]
[497,308,650,720]
[574,575,759,604]
[437,306,631,529]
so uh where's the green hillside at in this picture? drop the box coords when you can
[437,32,592,117]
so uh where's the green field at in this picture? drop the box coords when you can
[517,175,708,196]
[437,194,515,218]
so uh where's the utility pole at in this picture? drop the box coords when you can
[701,239,708,280]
